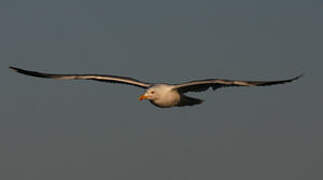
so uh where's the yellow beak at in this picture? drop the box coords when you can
[139,95,149,101]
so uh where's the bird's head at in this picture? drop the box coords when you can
[139,87,159,101]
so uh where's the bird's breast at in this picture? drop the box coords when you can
[150,90,181,108]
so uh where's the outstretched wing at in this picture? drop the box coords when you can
[10,66,151,89]
[174,74,303,93]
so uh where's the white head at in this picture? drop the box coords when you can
[139,86,161,101]
[139,84,174,101]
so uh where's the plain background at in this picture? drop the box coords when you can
[1,0,322,180]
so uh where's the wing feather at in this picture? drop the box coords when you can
[174,74,303,93]
[9,66,151,89]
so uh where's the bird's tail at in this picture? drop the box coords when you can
[177,95,203,107]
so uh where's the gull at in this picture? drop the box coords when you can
[9,66,302,108]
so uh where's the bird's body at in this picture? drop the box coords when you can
[10,66,302,108]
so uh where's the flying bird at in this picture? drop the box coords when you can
[9,66,302,108]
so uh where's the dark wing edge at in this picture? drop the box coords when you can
[9,66,151,89]
[176,95,204,107]
[174,74,304,93]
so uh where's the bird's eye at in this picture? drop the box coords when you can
[151,91,155,94]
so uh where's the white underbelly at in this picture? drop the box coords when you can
[150,91,180,108]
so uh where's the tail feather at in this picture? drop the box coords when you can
[177,95,203,107]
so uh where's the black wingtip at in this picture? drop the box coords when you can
[9,66,50,78]
[9,66,30,74]
[9,66,20,72]
[293,73,304,81]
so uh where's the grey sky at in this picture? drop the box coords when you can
[1,0,322,180]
